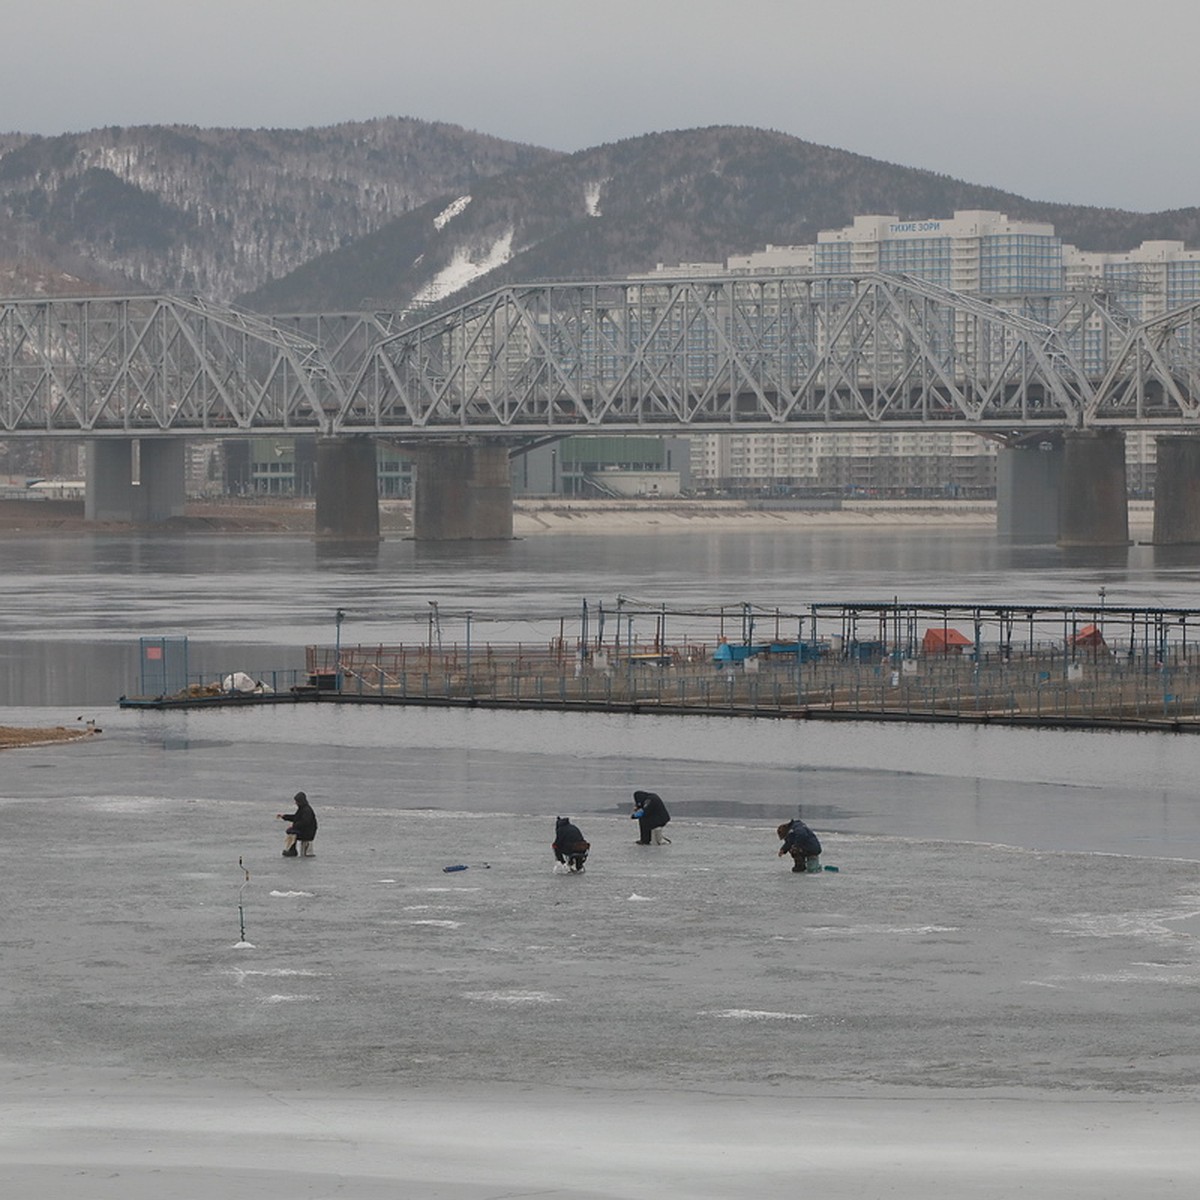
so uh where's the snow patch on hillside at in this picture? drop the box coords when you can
[434,195,472,230]
[0,262,86,296]
[584,180,605,217]
[412,229,515,303]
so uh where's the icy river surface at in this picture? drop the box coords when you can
[3,526,1200,1197]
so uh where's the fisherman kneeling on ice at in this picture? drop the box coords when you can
[553,816,590,873]
[777,817,821,873]
[277,790,318,858]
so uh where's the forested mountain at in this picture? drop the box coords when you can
[239,125,1200,314]
[0,118,557,299]
[2,120,1199,314]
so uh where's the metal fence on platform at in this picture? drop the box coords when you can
[138,636,190,698]
[127,601,1200,728]
[308,621,1200,728]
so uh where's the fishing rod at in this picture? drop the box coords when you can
[235,856,255,947]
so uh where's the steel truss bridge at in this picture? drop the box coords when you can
[2,274,1200,439]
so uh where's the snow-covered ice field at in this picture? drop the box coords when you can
[3,703,1200,1196]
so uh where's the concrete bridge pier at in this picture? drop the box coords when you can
[85,438,186,523]
[1058,429,1129,547]
[413,442,513,541]
[135,440,187,521]
[996,441,1063,540]
[315,436,381,542]
[1152,435,1200,544]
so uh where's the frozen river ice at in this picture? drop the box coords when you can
[4,527,1200,1195]
[3,700,1200,1197]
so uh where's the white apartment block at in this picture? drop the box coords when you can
[1061,240,1200,489]
[643,260,726,278]
[810,210,1063,294]
[1064,240,1200,322]
[725,244,815,272]
[665,211,1194,494]
[690,426,995,496]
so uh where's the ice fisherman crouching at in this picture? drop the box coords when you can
[631,789,671,845]
[277,791,318,858]
[777,817,821,873]
[552,817,590,873]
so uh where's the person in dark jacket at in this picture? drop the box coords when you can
[777,818,821,872]
[632,789,671,845]
[552,816,590,872]
[277,791,318,857]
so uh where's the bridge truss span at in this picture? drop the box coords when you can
[2,277,1200,438]
[0,294,338,437]
[341,273,1101,435]
[1091,301,1200,425]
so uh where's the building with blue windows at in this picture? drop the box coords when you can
[1066,240,1200,322]
[727,211,1065,295]
[659,211,1200,495]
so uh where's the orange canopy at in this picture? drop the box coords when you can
[922,627,972,653]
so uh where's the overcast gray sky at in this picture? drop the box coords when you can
[6,0,1197,213]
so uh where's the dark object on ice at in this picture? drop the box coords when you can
[553,816,590,872]
[777,818,822,872]
[632,789,671,845]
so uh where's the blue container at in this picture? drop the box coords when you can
[847,641,885,662]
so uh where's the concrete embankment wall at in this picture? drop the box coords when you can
[0,497,1158,537]
[508,500,1155,537]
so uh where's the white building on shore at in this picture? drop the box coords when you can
[1064,240,1200,323]
[652,211,1196,496]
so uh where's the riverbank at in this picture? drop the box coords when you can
[513,497,999,534]
[0,723,100,749]
[0,496,1159,536]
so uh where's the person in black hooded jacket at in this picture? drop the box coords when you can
[777,818,821,872]
[552,817,589,872]
[632,789,671,845]
[277,791,318,857]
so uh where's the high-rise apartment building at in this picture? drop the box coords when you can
[809,211,1063,294]
[666,211,1196,496]
[1064,240,1200,322]
[718,212,1063,293]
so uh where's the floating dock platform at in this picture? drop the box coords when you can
[119,599,1200,733]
